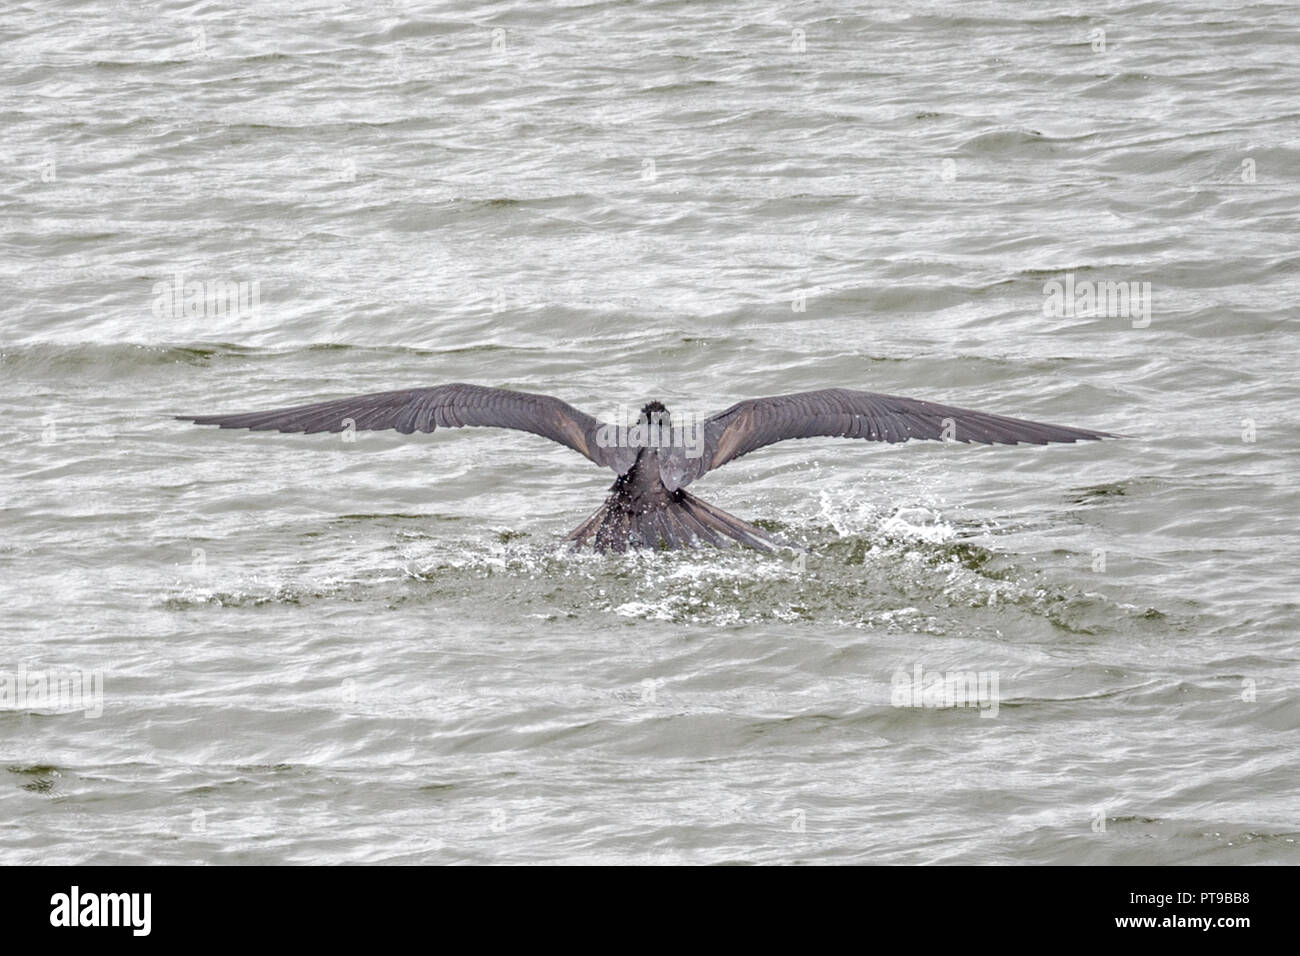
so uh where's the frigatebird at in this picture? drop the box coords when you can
[179,385,1118,552]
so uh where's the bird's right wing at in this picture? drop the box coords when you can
[667,387,1120,488]
[178,383,637,473]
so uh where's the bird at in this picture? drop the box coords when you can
[178,384,1121,553]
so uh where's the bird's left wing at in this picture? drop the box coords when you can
[178,383,636,472]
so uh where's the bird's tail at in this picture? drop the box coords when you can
[567,490,789,553]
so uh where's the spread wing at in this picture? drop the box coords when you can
[177,383,636,473]
[668,387,1120,489]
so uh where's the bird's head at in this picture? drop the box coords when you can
[638,401,672,428]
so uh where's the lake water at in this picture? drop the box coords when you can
[2,0,1297,863]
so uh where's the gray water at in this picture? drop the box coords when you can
[2,0,1298,864]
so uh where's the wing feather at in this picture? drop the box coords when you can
[179,383,628,471]
[674,387,1120,486]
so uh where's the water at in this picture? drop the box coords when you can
[2,0,1298,864]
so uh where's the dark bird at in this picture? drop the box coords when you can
[178,385,1120,552]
